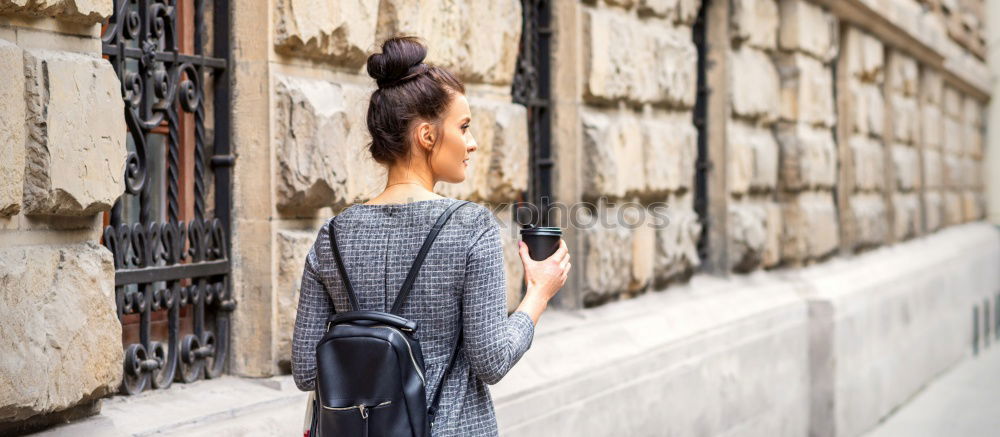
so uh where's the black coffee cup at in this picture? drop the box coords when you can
[520,226,562,261]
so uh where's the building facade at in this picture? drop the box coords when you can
[1,0,998,435]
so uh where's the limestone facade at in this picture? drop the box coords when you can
[0,1,125,432]
[0,0,995,434]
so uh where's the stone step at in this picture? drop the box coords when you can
[33,376,309,437]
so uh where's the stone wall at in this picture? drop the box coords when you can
[0,0,125,431]
[230,0,532,375]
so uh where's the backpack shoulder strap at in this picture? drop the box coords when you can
[389,200,471,314]
[326,217,360,312]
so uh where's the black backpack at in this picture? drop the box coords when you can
[309,200,471,437]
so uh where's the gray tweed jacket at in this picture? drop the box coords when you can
[291,197,535,436]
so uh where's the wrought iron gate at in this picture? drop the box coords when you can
[100,0,234,395]
[513,0,553,224]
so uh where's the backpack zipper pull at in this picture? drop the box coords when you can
[359,404,368,419]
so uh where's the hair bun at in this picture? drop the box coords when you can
[367,36,428,89]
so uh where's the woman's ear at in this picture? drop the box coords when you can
[415,121,436,152]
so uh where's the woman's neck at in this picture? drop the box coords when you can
[364,166,442,205]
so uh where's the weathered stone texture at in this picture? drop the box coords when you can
[274,229,315,371]
[581,110,645,199]
[653,194,701,285]
[22,49,126,217]
[963,97,983,158]
[0,39,25,217]
[642,111,697,194]
[377,0,523,85]
[920,103,943,149]
[847,82,885,137]
[731,0,779,50]
[273,0,379,68]
[0,243,122,422]
[637,0,700,24]
[729,199,781,271]
[923,191,943,231]
[844,28,884,83]
[775,53,835,127]
[775,123,836,192]
[890,94,919,144]
[892,193,920,240]
[584,9,696,107]
[886,52,918,97]
[891,144,920,191]
[273,76,351,214]
[922,149,943,189]
[437,98,528,203]
[781,191,838,262]
[849,193,888,248]
[728,121,778,194]
[778,0,835,60]
[942,192,963,226]
[729,46,781,121]
[849,136,885,191]
[0,0,111,24]
[579,207,633,305]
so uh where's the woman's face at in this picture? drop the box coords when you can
[426,93,477,184]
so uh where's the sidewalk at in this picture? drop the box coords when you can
[864,341,1000,437]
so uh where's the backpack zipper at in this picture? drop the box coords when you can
[321,400,392,412]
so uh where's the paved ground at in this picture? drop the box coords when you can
[864,341,1000,437]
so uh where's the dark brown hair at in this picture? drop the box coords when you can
[365,36,466,166]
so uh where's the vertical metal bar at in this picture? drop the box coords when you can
[693,0,711,264]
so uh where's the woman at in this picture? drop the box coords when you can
[291,36,571,436]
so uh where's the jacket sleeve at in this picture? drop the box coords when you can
[461,211,535,385]
[291,247,331,392]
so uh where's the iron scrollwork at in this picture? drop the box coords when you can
[101,0,234,395]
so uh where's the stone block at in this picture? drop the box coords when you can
[922,149,942,189]
[943,117,963,155]
[581,109,645,199]
[849,135,884,191]
[729,199,780,272]
[579,207,633,304]
[273,76,351,214]
[923,191,942,231]
[920,69,942,104]
[653,194,701,285]
[0,39,24,217]
[730,46,781,121]
[642,111,697,194]
[849,193,888,248]
[964,123,983,159]
[892,192,919,240]
[848,81,885,137]
[377,0,523,85]
[961,191,981,222]
[781,191,838,262]
[943,87,961,119]
[921,103,943,150]
[274,229,316,372]
[638,0,701,24]
[629,209,655,294]
[942,154,962,188]
[963,97,982,127]
[800,224,999,437]
[775,123,837,192]
[729,121,778,194]
[942,191,963,225]
[890,94,918,144]
[339,84,386,203]
[273,0,379,67]
[0,0,111,24]
[0,242,122,422]
[886,52,918,97]
[22,49,126,217]
[731,0,779,50]
[774,52,835,127]
[891,144,920,191]
[843,28,884,83]
[778,0,835,60]
[584,10,696,107]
